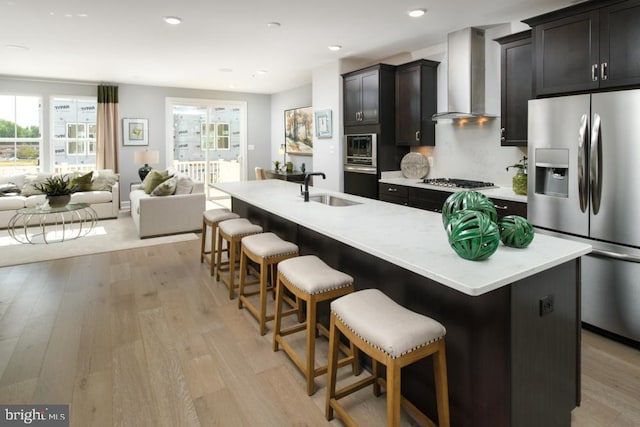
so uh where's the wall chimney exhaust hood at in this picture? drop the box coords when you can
[432,27,496,122]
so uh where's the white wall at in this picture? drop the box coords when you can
[269,84,312,174]
[311,61,342,192]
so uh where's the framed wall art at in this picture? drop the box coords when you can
[122,118,148,146]
[314,109,332,138]
[284,106,313,155]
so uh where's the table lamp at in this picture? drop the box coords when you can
[134,149,160,180]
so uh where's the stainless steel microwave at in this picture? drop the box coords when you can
[344,133,377,172]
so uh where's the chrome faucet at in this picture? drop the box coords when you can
[302,172,326,201]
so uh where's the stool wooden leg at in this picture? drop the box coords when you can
[200,219,207,263]
[350,341,361,376]
[306,294,317,395]
[434,342,450,427]
[209,223,217,276]
[258,259,269,336]
[325,314,340,421]
[272,275,284,351]
[238,244,246,306]
[372,359,381,397]
[215,233,224,281]
[386,359,402,427]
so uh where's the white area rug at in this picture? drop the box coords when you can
[0,213,199,268]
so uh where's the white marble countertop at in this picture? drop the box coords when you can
[213,180,590,296]
[379,175,528,203]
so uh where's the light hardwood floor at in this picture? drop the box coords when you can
[0,239,638,426]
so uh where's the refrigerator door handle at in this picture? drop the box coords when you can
[590,113,602,215]
[578,113,589,213]
[591,248,640,263]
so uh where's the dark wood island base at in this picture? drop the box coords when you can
[233,197,580,427]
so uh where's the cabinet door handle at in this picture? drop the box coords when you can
[415,131,420,141]
[500,127,506,142]
[494,204,508,211]
[601,62,608,81]
[387,188,397,192]
[591,64,598,82]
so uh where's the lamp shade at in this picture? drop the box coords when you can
[134,150,160,165]
[134,150,159,180]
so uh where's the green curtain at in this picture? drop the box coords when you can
[96,85,119,171]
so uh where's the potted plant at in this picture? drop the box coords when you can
[33,175,78,208]
[506,156,527,196]
[274,160,280,171]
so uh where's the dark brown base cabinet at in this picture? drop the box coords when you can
[524,0,640,96]
[232,198,579,427]
[495,31,532,146]
[379,183,527,218]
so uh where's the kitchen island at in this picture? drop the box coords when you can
[213,179,591,427]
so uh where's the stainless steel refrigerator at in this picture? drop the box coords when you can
[528,90,640,346]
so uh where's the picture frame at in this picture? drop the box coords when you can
[284,106,313,155]
[314,109,332,138]
[122,118,148,146]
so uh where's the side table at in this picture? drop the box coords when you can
[8,203,98,244]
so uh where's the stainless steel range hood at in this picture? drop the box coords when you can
[432,27,496,122]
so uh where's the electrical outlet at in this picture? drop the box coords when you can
[539,295,554,316]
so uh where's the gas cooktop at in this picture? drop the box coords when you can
[422,178,496,189]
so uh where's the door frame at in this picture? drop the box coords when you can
[165,97,248,182]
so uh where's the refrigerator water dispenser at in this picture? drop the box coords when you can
[535,148,569,197]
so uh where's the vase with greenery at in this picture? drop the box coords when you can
[506,156,527,196]
[274,160,280,171]
[34,175,77,208]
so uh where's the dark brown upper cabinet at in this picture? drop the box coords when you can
[524,0,640,97]
[394,60,439,146]
[343,64,395,127]
[495,31,532,146]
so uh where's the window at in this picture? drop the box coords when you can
[200,122,230,150]
[0,95,42,175]
[52,97,97,172]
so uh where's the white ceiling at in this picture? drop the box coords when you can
[1,0,576,95]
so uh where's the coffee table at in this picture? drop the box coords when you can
[8,203,98,244]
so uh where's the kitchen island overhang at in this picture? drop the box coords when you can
[213,180,592,427]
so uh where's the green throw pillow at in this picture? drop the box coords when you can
[143,169,173,194]
[151,177,177,196]
[71,171,93,192]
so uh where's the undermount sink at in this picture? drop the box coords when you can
[307,194,361,207]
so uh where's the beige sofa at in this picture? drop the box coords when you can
[129,178,205,238]
[0,170,119,228]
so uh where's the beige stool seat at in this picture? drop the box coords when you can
[238,232,299,335]
[273,255,360,395]
[200,208,240,276]
[216,218,263,299]
[326,288,450,427]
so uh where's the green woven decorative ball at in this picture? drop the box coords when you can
[498,215,535,248]
[441,190,498,229]
[446,210,500,261]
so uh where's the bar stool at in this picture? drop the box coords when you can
[238,232,299,335]
[273,255,360,395]
[200,208,240,276]
[216,218,263,299]
[326,289,450,427]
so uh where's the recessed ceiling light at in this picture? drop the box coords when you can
[267,22,281,28]
[408,8,426,18]
[64,13,73,18]
[77,13,88,18]
[328,45,342,51]
[164,16,182,25]
[255,70,268,75]
[219,68,233,73]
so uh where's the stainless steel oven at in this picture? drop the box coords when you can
[344,133,377,173]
